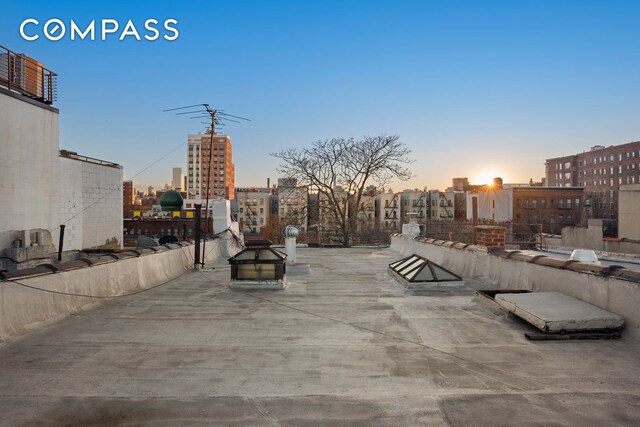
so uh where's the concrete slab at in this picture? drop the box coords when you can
[495,291,625,333]
[0,248,639,425]
[228,277,287,290]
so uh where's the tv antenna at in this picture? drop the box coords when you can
[163,104,250,267]
[163,103,250,134]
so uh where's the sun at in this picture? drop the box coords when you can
[475,171,502,187]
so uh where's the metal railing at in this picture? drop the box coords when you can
[0,45,57,104]
[59,150,122,169]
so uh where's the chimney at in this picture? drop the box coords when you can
[474,225,506,248]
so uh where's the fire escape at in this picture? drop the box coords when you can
[439,193,453,219]
[384,194,399,228]
[245,197,258,232]
[413,194,426,219]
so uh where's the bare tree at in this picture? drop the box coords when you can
[272,135,413,246]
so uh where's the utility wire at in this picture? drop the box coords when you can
[2,274,180,299]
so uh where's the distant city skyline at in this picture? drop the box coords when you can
[2,1,639,191]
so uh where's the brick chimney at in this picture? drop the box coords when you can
[475,225,506,248]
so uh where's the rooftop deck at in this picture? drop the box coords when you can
[0,247,639,425]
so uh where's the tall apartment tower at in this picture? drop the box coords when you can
[545,141,640,220]
[123,180,135,217]
[172,167,184,191]
[186,130,235,200]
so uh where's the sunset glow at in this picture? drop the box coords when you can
[475,171,503,187]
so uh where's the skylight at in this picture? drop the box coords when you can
[389,254,462,283]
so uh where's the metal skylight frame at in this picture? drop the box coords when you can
[388,254,461,283]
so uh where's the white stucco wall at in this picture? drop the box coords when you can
[477,188,513,222]
[59,157,123,250]
[1,90,123,253]
[619,184,640,240]
[0,91,60,249]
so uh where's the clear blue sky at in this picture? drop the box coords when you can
[2,1,639,191]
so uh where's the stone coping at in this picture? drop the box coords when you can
[392,234,640,284]
[0,241,194,281]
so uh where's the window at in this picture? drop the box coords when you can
[541,199,546,208]
[532,199,537,208]
[558,199,564,208]
[260,208,264,214]
[550,199,555,208]
[559,214,564,223]
[575,198,580,208]
[566,198,572,209]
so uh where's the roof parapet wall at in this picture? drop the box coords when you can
[391,233,640,337]
[390,233,640,284]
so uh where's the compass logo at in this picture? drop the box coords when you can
[19,18,179,41]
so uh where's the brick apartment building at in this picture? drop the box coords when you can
[123,180,135,217]
[235,187,272,233]
[474,185,584,234]
[186,130,235,201]
[545,141,640,220]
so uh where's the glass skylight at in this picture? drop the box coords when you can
[388,254,461,283]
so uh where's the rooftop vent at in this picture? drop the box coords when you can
[228,239,287,289]
[388,254,463,291]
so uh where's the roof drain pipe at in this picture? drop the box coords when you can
[194,204,202,268]
[57,224,65,262]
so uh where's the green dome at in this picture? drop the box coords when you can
[159,190,184,212]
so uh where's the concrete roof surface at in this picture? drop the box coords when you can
[0,247,639,426]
